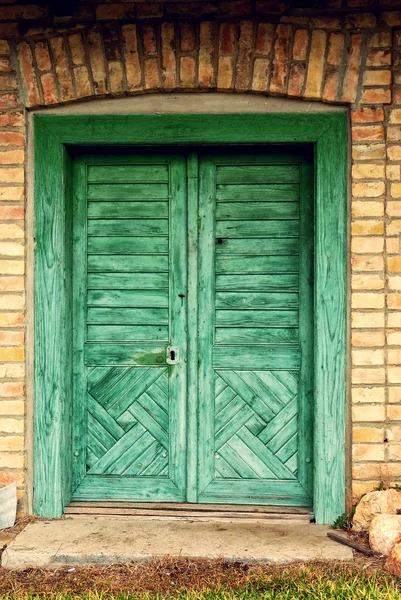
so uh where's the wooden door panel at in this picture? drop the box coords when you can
[72,155,187,502]
[198,154,314,506]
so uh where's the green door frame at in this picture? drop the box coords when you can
[33,112,348,524]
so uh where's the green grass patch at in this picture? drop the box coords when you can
[0,561,399,600]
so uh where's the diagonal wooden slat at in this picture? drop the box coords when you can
[123,441,162,476]
[228,435,276,479]
[215,395,244,434]
[215,373,227,397]
[271,370,299,395]
[136,391,169,432]
[215,385,237,415]
[285,452,298,474]
[89,366,131,404]
[276,433,298,465]
[129,401,168,448]
[112,431,155,476]
[237,425,296,480]
[219,442,259,479]
[108,368,165,418]
[87,412,117,451]
[140,448,168,476]
[215,403,254,451]
[217,370,275,422]
[238,371,284,413]
[87,422,146,474]
[87,393,126,440]
[87,431,107,463]
[146,381,169,415]
[215,453,240,478]
[257,398,298,445]
[256,371,296,406]
[268,415,298,455]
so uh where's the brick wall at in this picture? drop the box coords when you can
[1,0,401,515]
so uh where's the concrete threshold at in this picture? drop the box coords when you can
[2,516,353,569]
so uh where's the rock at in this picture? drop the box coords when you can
[353,489,401,532]
[386,541,401,576]
[369,514,401,555]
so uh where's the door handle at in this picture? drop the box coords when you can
[166,346,180,365]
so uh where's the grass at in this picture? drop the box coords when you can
[0,560,400,600]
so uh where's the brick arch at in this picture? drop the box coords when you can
[14,20,391,108]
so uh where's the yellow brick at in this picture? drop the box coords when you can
[352,201,384,218]
[0,224,24,240]
[389,367,401,384]
[353,481,377,498]
[0,363,24,379]
[0,435,23,451]
[352,274,384,290]
[389,387,401,403]
[0,417,23,434]
[352,368,385,384]
[351,256,384,272]
[389,445,401,461]
[0,453,24,468]
[388,406,401,420]
[0,242,24,257]
[387,165,401,181]
[389,349,401,364]
[0,400,25,416]
[353,444,385,461]
[390,109,401,124]
[352,349,384,366]
[387,220,401,235]
[352,181,386,197]
[352,312,385,328]
[352,330,385,347]
[0,347,24,362]
[389,256,401,272]
[388,313,401,328]
[353,144,386,160]
[387,238,400,253]
[0,294,24,310]
[388,330,401,345]
[353,426,384,442]
[352,163,385,179]
[389,276,401,290]
[351,293,384,309]
[0,187,24,202]
[352,387,385,403]
[363,69,391,85]
[352,404,385,421]
[0,167,24,184]
[353,463,387,480]
[388,146,401,161]
[387,202,401,217]
[392,183,401,198]
[0,260,24,275]
[352,237,384,253]
[351,220,384,235]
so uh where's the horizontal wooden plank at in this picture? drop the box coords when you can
[216,202,299,220]
[216,165,299,184]
[87,255,168,273]
[87,325,169,342]
[216,238,299,255]
[88,219,168,237]
[88,183,169,200]
[87,165,169,183]
[216,309,298,327]
[215,274,299,291]
[88,272,169,289]
[85,343,169,366]
[216,184,299,202]
[73,476,185,501]
[215,327,298,345]
[216,220,299,238]
[87,307,168,325]
[199,480,310,504]
[88,201,168,219]
[215,292,299,309]
[213,346,301,370]
[88,236,168,255]
[87,289,169,307]
[216,255,299,274]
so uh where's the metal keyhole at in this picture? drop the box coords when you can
[170,350,175,362]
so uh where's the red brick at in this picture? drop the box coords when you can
[161,22,176,89]
[0,58,12,73]
[143,25,157,56]
[351,107,384,123]
[180,23,196,52]
[0,113,24,128]
[217,56,234,90]
[136,3,163,19]
[122,24,142,92]
[180,56,196,88]
[352,125,384,141]
[50,37,74,103]
[0,133,24,148]
[292,29,308,61]
[255,23,274,55]
[199,22,215,89]
[87,28,107,95]
[252,57,269,92]
[305,30,326,99]
[346,13,377,28]
[322,70,339,102]
[0,206,24,220]
[288,63,305,97]
[341,33,362,103]
[367,50,391,67]
[17,43,40,107]
[235,21,254,92]
[219,23,236,56]
[144,57,160,90]
[96,4,135,20]
[270,24,291,95]
[361,88,391,104]
[0,74,17,91]
[68,33,86,67]
[34,41,51,72]
[0,94,18,110]
[74,66,92,98]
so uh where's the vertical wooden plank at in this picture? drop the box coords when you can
[197,158,216,493]
[314,115,347,524]
[71,158,88,492]
[298,161,314,499]
[186,152,198,503]
[34,119,72,517]
[169,156,188,495]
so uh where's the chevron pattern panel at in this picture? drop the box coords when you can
[86,366,169,477]
[214,370,298,480]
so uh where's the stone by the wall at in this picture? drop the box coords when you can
[353,490,401,532]
[369,514,401,555]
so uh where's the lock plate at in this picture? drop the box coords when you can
[166,346,179,365]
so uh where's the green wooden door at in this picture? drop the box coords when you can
[72,155,188,501]
[71,151,313,506]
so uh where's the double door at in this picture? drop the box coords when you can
[71,149,314,507]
